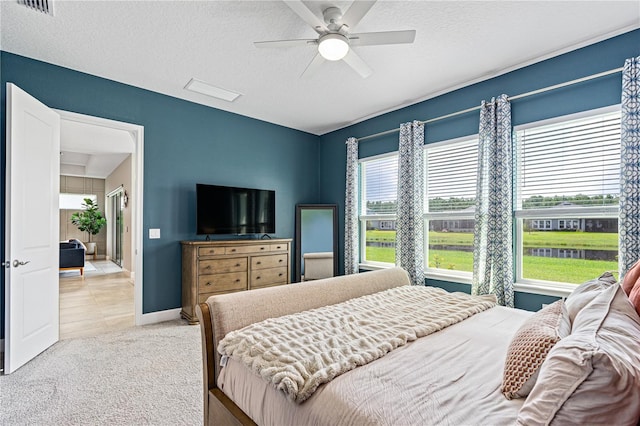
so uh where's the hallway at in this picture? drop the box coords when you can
[59,260,134,340]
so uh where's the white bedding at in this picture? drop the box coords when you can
[218,285,497,403]
[218,305,533,426]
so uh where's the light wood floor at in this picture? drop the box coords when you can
[59,260,134,340]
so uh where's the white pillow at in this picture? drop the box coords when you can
[517,284,640,425]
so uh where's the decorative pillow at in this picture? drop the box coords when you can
[516,284,640,425]
[621,259,640,296]
[501,300,569,400]
[564,271,616,324]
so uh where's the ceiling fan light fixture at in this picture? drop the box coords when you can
[318,34,349,61]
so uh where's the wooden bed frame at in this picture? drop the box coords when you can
[195,268,411,426]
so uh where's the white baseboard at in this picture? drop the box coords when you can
[138,308,181,325]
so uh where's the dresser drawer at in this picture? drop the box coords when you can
[198,246,226,257]
[270,242,288,251]
[225,244,270,255]
[198,258,247,275]
[250,266,288,288]
[198,272,247,294]
[251,253,288,270]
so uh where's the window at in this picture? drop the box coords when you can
[557,219,579,230]
[515,107,620,286]
[531,219,551,230]
[360,153,398,265]
[426,138,478,275]
[59,193,97,210]
[358,137,479,278]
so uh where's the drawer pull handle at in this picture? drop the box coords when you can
[279,259,283,263]
[279,273,283,277]
[235,279,240,283]
[205,265,211,269]
[257,261,262,265]
[256,276,261,280]
[206,282,212,286]
[235,263,240,267]
[230,249,236,252]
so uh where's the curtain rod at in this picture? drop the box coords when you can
[355,66,624,143]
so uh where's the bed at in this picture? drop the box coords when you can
[196,267,640,426]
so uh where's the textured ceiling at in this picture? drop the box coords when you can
[1,1,639,135]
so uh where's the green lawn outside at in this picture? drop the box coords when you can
[365,229,618,284]
[367,230,618,249]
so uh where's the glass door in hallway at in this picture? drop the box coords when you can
[107,187,124,267]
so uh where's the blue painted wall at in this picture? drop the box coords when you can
[318,29,640,311]
[0,52,320,338]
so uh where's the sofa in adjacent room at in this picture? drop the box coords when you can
[59,239,86,276]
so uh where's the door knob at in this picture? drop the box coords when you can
[13,259,30,267]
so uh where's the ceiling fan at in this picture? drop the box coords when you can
[254,0,416,78]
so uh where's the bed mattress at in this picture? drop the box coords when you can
[218,305,532,425]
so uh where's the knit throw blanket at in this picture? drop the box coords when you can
[218,285,497,403]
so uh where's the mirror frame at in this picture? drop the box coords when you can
[294,204,339,283]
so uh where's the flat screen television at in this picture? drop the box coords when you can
[196,183,275,235]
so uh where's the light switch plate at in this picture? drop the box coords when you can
[149,228,161,239]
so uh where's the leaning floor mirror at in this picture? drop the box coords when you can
[294,204,339,283]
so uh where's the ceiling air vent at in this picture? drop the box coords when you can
[18,0,54,16]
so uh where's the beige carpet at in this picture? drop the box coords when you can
[0,320,202,425]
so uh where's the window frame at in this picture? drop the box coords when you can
[424,136,478,282]
[358,151,399,268]
[358,136,479,285]
[513,105,621,296]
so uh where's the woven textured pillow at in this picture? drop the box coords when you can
[501,300,569,400]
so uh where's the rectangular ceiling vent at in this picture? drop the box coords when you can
[18,0,54,16]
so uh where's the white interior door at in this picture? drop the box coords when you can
[4,83,60,374]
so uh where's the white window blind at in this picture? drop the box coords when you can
[516,111,621,210]
[361,154,398,215]
[427,139,478,212]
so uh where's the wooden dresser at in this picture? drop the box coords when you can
[180,238,291,324]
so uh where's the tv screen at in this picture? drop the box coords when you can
[196,184,275,235]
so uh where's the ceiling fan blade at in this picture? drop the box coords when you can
[254,39,317,48]
[342,50,373,78]
[301,53,325,78]
[349,30,416,46]
[283,0,326,34]
[342,0,377,29]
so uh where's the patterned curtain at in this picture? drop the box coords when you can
[395,121,425,286]
[619,56,640,278]
[344,137,360,275]
[472,95,514,307]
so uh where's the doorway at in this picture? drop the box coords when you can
[57,110,144,329]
